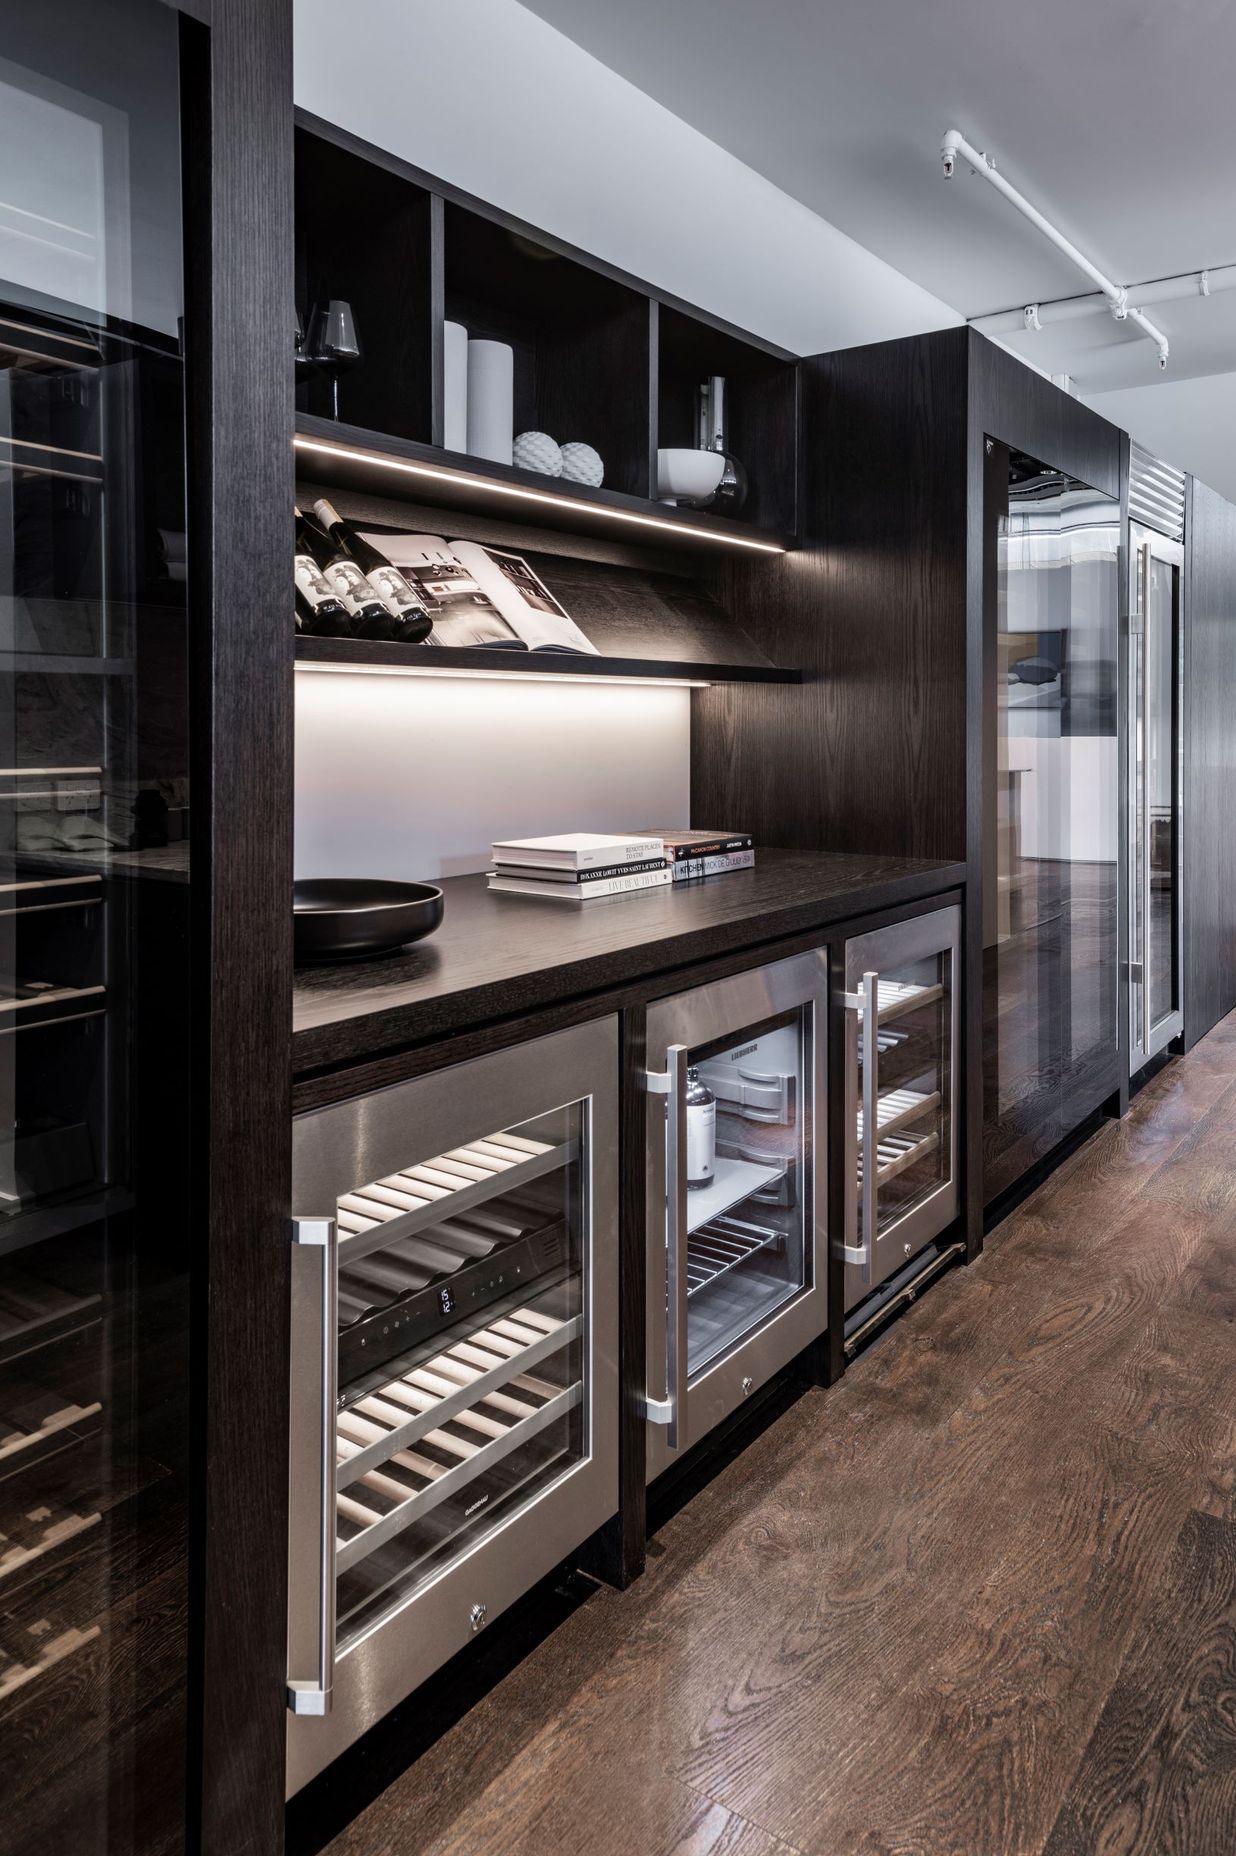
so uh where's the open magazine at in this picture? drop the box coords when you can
[356,530,599,653]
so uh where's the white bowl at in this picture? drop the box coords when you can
[656,447,725,507]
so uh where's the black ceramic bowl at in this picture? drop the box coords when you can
[293,878,444,963]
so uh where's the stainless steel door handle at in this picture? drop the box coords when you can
[1139,541,1153,1056]
[839,972,877,1281]
[643,1044,688,1447]
[287,1215,337,1717]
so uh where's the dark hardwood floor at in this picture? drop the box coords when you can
[320,1013,1236,1856]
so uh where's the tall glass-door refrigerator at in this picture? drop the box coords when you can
[0,3,196,1848]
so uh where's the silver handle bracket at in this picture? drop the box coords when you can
[644,1394,674,1425]
[287,1679,331,1717]
[291,1215,334,1247]
[642,1067,672,1096]
[837,1243,867,1267]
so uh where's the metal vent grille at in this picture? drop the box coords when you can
[1130,443,1186,540]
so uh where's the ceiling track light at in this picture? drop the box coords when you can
[940,128,1170,370]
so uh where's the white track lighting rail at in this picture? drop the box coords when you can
[941,128,1170,369]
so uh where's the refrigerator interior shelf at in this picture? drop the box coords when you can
[336,1307,581,1490]
[857,1086,941,1148]
[336,1375,581,1575]
[687,1214,784,1297]
[858,980,944,1027]
[0,1619,100,1706]
[0,1503,101,1586]
[858,1127,941,1189]
[336,1132,575,1266]
[0,1271,103,1369]
[684,1156,784,1235]
[0,1397,102,1469]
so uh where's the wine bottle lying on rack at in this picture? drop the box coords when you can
[296,506,401,640]
[295,520,355,637]
[313,498,433,643]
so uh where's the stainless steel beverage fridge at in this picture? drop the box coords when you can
[286,1020,619,1794]
[642,951,826,1480]
[838,906,961,1313]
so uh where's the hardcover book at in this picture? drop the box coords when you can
[490,833,664,871]
[487,866,672,903]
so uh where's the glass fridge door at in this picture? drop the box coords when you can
[0,4,194,1850]
[982,444,1121,1205]
[644,949,826,1474]
[842,907,960,1313]
[1129,526,1184,1068]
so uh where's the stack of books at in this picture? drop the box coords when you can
[639,828,755,882]
[487,828,754,904]
[488,834,672,904]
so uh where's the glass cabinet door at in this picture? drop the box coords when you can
[842,907,960,1313]
[1129,525,1184,1068]
[331,1103,589,1646]
[0,4,194,1850]
[644,950,825,1472]
[982,443,1120,1205]
[288,1020,618,1796]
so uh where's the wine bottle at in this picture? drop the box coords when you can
[312,498,433,643]
[295,507,400,639]
[294,528,354,637]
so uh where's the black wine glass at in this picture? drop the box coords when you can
[306,299,361,421]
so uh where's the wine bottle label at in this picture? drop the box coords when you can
[322,556,380,614]
[686,1099,716,1188]
[365,561,428,617]
[295,553,337,608]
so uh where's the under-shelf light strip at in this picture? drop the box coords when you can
[293,436,787,555]
[295,661,709,688]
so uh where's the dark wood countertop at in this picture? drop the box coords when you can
[292,849,965,1074]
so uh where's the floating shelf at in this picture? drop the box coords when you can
[295,636,804,687]
[294,415,795,557]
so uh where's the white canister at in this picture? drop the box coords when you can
[443,320,469,453]
[466,338,514,465]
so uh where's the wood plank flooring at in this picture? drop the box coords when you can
[320,1016,1236,1856]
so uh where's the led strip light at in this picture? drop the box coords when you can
[293,435,788,555]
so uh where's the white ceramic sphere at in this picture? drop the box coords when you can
[513,430,563,476]
[560,440,605,488]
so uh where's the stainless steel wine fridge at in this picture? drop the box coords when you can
[286,1019,619,1794]
[643,950,827,1479]
[839,906,961,1313]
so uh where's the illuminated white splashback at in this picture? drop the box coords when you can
[294,669,691,881]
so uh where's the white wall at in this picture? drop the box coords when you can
[292,0,961,880]
[293,0,959,359]
[1086,371,1236,506]
[294,669,691,880]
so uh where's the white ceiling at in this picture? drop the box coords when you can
[520,0,1236,395]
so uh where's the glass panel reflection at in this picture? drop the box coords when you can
[684,1010,811,1377]
[984,448,1120,1203]
[332,1105,587,1649]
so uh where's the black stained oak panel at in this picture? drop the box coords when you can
[691,328,971,865]
[183,4,295,1852]
[1184,478,1236,1049]
[291,850,966,1072]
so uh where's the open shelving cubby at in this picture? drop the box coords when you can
[292,114,809,685]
